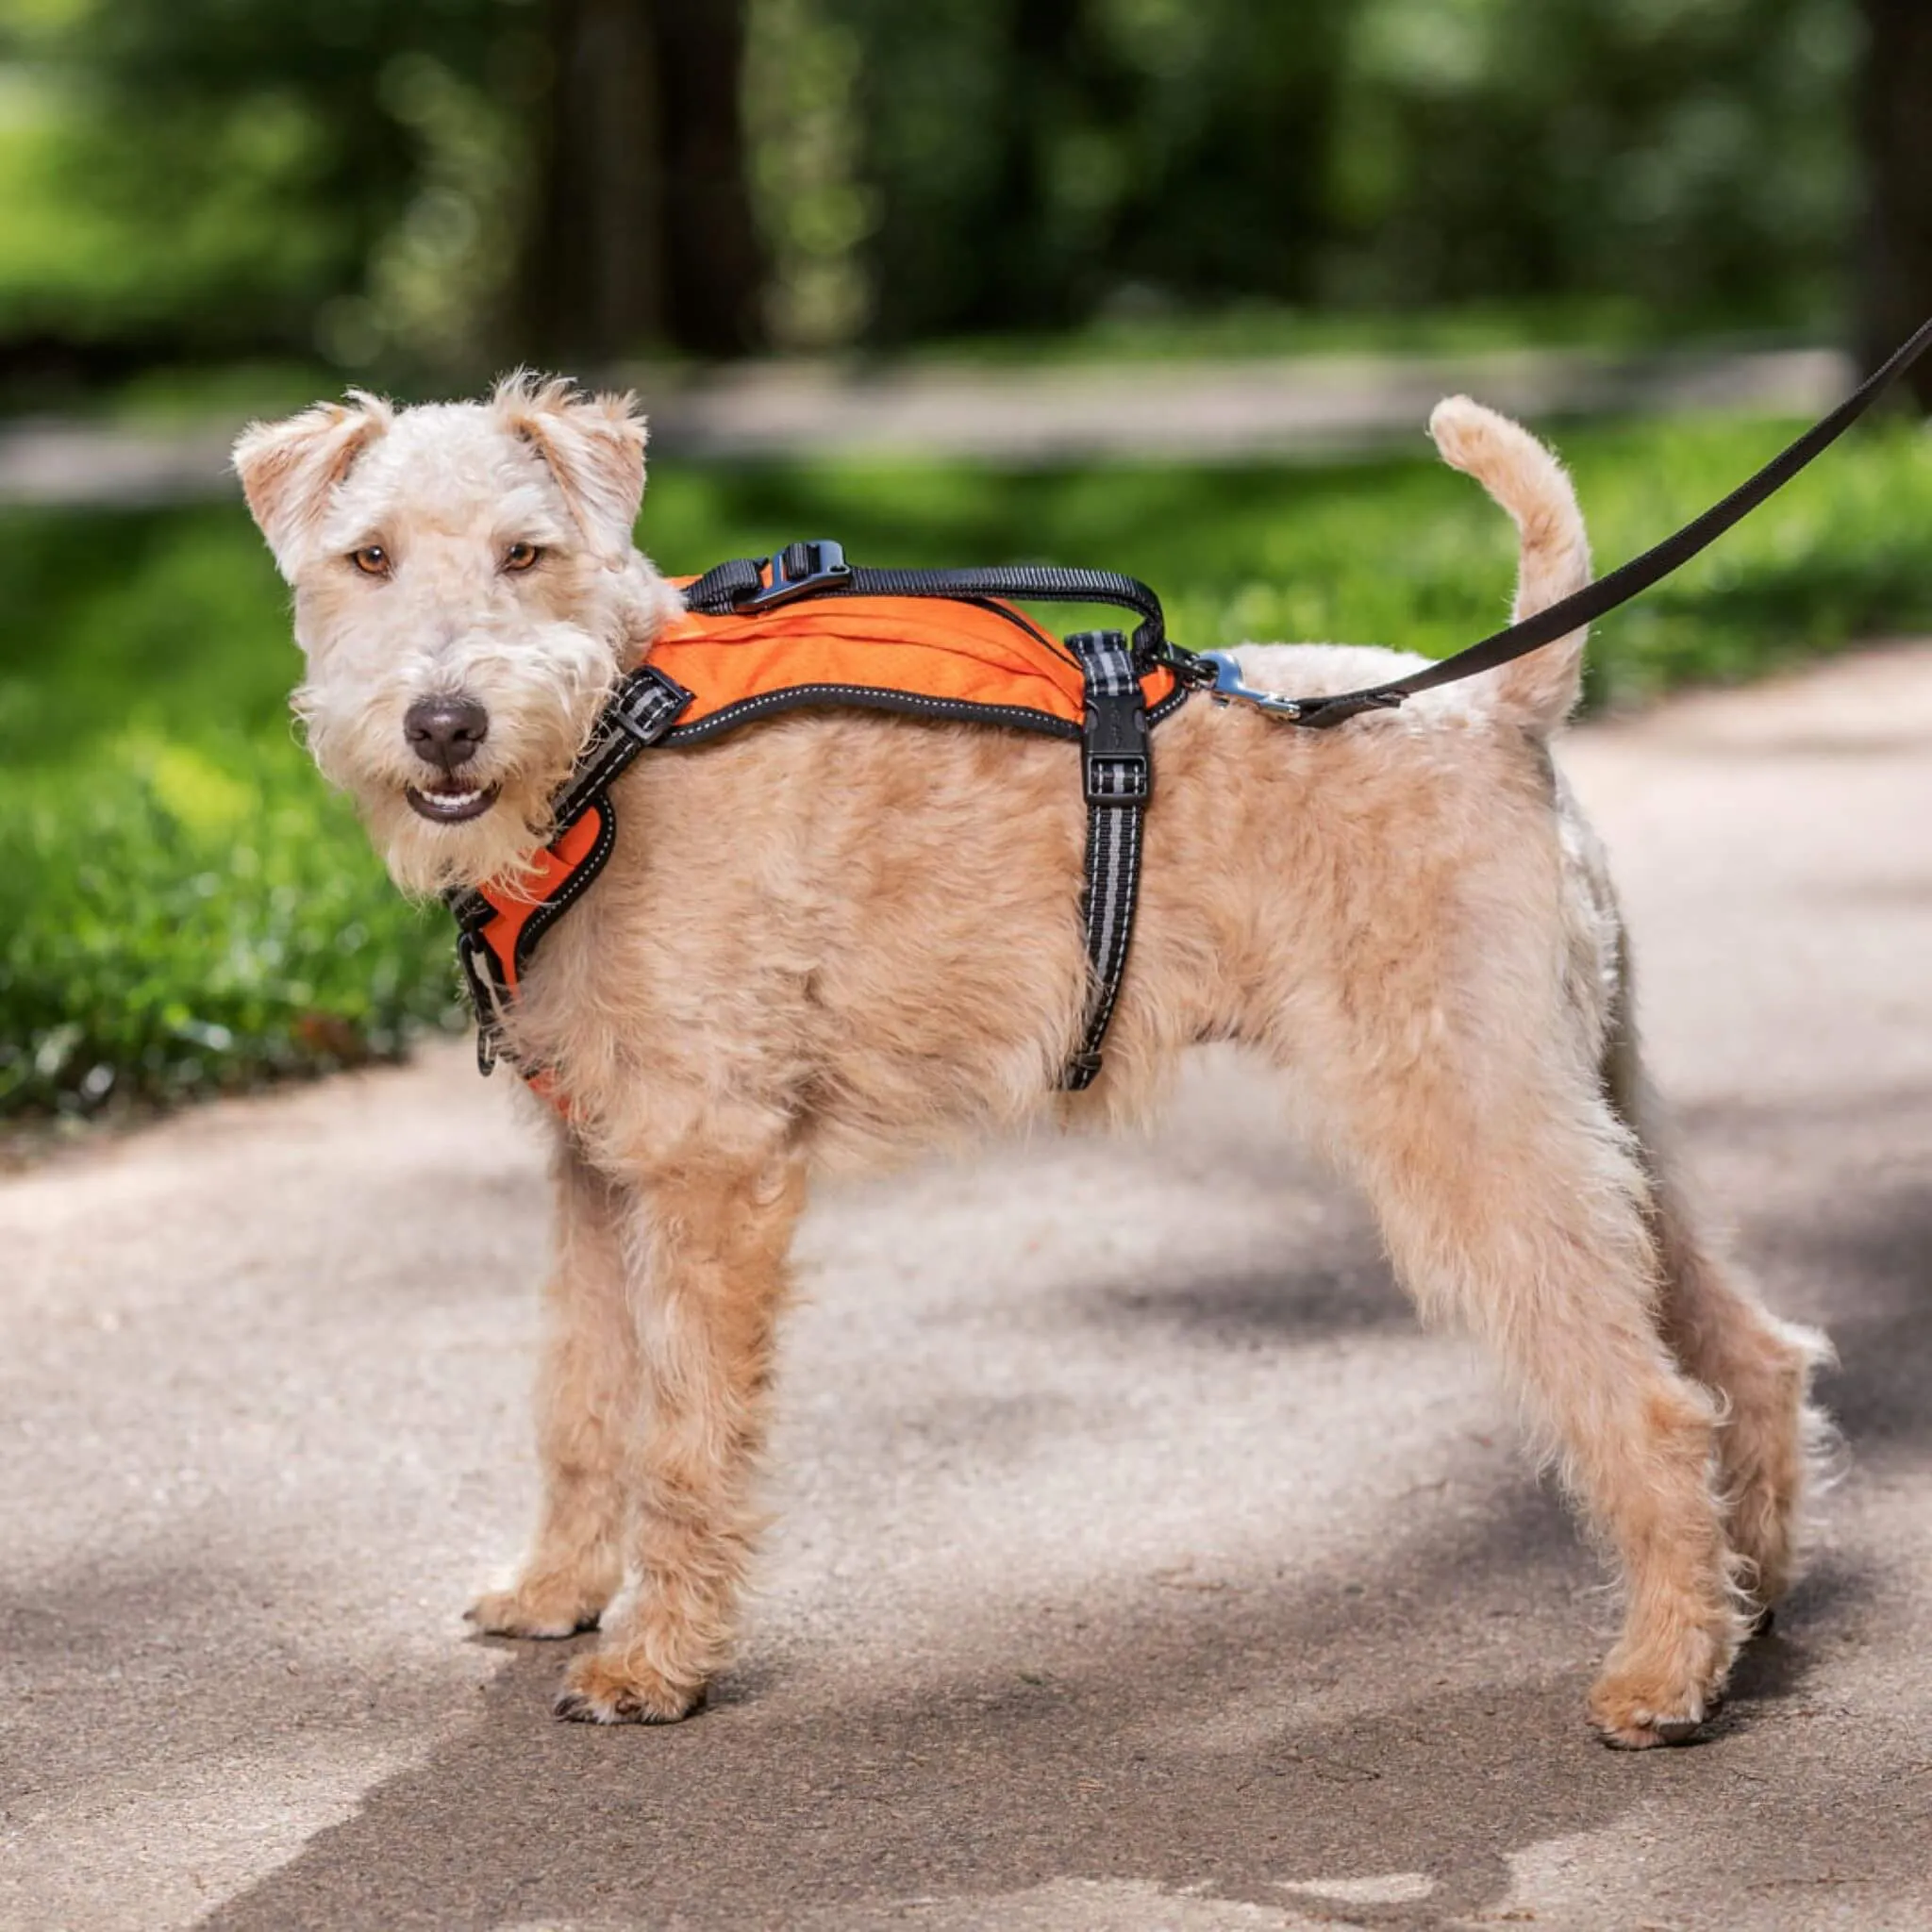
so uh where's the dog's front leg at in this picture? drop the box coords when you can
[554,1151,805,1724]
[471,1132,638,1639]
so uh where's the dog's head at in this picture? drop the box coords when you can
[234,375,679,894]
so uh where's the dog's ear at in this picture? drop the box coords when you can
[233,393,392,581]
[494,373,647,563]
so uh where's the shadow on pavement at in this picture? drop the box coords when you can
[1091,1091,1932,1464]
[193,1474,1865,1932]
[17,1083,1912,1931]
[1080,1216,1409,1347]
[1742,1169,1932,1458]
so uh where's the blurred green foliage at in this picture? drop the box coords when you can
[0,741,459,1119]
[8,411,1931,1123]
[0,504,461,1119]
[0,0,1865,385]
[827,0,1857,344]
[0,0,542,380]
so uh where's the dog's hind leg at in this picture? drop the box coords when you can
[1302,1008,1745,1747]
[1602,968,1834,1616]
[555,1150,805,1724]
[470,1134,638,1639]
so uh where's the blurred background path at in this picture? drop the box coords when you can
[0,344,1854,506]
[4,642,1929,1932]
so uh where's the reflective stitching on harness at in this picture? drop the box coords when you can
[663,683,1084,744]
[513,800,617,978]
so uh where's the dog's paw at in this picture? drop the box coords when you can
[1589,1696,1709,1749]
[1588,1596,1741,1749]
[553,1652,707,1724]
[467,1582,604,1641]
[1588,1658,1724,1749]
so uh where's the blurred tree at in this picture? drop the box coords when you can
[1856,0,1932,408]
[1320,0,1857,330]
[0,0,539,380]
[741,0,875,348]
[0,0,1881,384]
[774,0,1858,350]
[821,0,1352,342]
[0,0,761,386]
[517,0,765,364]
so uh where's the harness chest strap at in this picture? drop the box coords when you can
[447,663,693,1080]
[447,560,1189,1099]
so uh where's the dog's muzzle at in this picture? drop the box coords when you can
[404,693,499,821]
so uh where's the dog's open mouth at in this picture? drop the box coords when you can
[406,781,501,824]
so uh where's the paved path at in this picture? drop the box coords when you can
[4,645,1931,1931]
[0,344,1850,506]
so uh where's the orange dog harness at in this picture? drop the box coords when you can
[449,541,1193,1096]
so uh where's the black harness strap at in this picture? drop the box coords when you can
[1064,628,1151,1091]
[685,541,1171,668]
[447,661,691,945]
[543,665,694,827]
[1272,313,1932,728]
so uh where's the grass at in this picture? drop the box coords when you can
[898,294,1826,369]
[5,407,1930,1128]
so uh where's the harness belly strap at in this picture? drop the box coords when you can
[1064,627,1151,1091]
[447,549,1188,1099]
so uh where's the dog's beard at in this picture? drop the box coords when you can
[295,625,618,898]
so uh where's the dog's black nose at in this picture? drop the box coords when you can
[404,694,489,773]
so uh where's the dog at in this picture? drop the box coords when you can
[234,375,1830,1746]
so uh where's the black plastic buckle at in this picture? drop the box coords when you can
[456,932,507,1075]
[735,539,853,612]
[1083,689,1150,805]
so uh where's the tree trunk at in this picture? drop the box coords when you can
[517,0,763,368]
[518,0,665,367]
[961,0,1087,336]
[654,0,765,356]
[1857,0,1932,409]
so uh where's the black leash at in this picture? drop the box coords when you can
[1195,314,1932,728]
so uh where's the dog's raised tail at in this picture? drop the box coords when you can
[1428,396,1592,734]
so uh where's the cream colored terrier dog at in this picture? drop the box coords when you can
[235,376,1828,1748]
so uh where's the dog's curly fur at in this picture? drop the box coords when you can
[236,376,1831,1747]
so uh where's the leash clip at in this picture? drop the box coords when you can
[1192,651,1307,722]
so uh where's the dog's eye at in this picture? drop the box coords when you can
[350,545,391,577]
[503,541,543,574]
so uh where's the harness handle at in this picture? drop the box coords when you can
[684,544,1171,667]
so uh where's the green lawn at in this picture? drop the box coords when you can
[6,409,1930,1126]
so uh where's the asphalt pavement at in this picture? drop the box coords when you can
[3,644,1930,1931]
